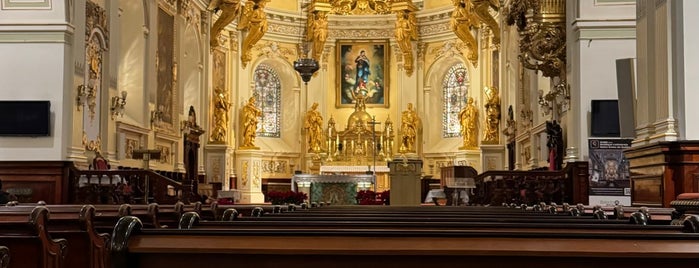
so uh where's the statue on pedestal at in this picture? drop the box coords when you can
[304,102,324,153]
[240,97,262,149]
[483,86,501,144]
[459,97,479,149]
[399,103,420,153]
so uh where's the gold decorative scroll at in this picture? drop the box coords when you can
[450,0,479,65]
[393,0,418,76]
[467,0,500,45]
[505,0,566,79]
[207,0,242,47]
[238,0,271,67]
[330,0,391,15]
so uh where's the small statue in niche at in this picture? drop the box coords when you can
[240,97,262,149]
[399,103,421,153]
[482,86,501,144]
[459,97,479,149]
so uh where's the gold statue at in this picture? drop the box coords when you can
[304,102,324,153]
[399,103,420,153]
[238,0,270,67]
[207,0,242,48]
[395,10,418,76]
[483,86,501,143]
[450,0,479,65]
[210,88,231,143]
[306,11,328,61]
[240,96,262,148]
[469,0,501,45]
[459,97,479,149]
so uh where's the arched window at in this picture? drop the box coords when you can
[253,64,281,137]
[442,63,469,138]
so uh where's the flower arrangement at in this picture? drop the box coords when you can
[266,190,308,205]
[356,190,390,205]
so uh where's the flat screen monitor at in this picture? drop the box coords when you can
[590,99,620,137]
[0,101,51,136]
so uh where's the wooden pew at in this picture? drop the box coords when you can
[0,205,109,268]
[0,206,67,268]
[0,246,8,268]
[112,215,699,268]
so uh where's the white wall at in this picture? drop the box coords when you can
[568,0,636,159]
[0,2,72,160]
[676,0,699,139]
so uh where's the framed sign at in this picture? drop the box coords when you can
[336,40,389,108]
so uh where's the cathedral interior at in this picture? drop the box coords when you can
[1,0,698,206]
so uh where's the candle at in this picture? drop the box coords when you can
[336,134,339,144]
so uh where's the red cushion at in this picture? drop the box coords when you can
[677,193,699,200]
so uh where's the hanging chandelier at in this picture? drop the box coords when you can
[294,1,322,84]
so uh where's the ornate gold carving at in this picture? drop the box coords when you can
[182,0,201,29]
[394,10,418,76]
[241,161,249,186]
[252,161,261,187]
[468,0,500,44]
[82,131,102,153]
[304,102,324,153]
[450,0,479,65]
[255,41,296,63]
[262,160,287,174]
[125,138,138,159]
[399,103,420,153]
[238,0,270,67]
[240,97,262,149]
[306,10,329,61]
[85,36,103,121]
[505,0,565,79]
[330,0,391,15]
[85,1,109,46]
[207,0,242,47]
[459,97,479,149]
[506,0,568,116]
[156,145,171,164]
[210,87,231,143]
[482,86,501,144]
[328,29,393,39]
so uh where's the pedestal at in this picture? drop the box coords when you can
[205,144,235,190]
[480,145,505,171]
[305,153,322,174]
[388,159,423,206]
[455,150,481,173]
[235,149,265,203]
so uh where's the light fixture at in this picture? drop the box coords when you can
[76,85,87,111]
[110,90,128,119]
[294,2,320,84]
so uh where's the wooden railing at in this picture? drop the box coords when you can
[470,161,589,206]
[67,165,195,205]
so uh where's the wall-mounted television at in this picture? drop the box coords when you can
[591,99,620,137]
[0,101,51,136]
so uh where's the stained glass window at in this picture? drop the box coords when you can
[442,63,469,138]
[253,64,281,138]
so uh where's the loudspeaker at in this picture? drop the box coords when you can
[616,58,637,138]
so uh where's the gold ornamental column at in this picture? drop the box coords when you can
[205,27,237,193]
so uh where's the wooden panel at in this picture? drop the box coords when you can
[626,141,699,207]
[631,176,662,206]
[0,161,71,203]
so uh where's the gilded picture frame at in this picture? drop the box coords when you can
[336,40,389,108]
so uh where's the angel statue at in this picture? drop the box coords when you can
[207,0,242,47]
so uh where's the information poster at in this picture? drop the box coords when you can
[588,139,633,206]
